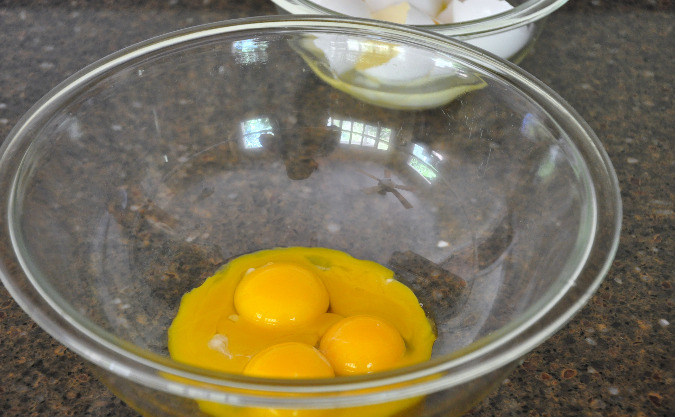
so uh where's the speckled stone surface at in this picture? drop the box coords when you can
[0,1,672,416]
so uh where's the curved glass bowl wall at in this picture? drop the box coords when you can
[0,16,620,417]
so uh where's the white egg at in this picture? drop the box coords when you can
[447,0,514,23]
[312,0,372,18]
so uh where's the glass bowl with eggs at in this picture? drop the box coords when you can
[0,16,619,417]
[270,0,569,61]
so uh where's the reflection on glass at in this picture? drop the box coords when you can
[537,146,560,179]
[432,57,455,70]
[408,144,439,183]
[521,113,536,136]
[412,144,432,163]
[232,39,269,65]
[408,156,437,182]
[328,116,391,150]
[241,117,274,149]
[520,112,556,143]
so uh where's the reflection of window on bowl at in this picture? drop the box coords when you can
[231,39,270,65]
[409,143,440,183]
[328,114,440,185]
[328,116,392,150]
[241,116,274,149]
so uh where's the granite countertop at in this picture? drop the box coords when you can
[0,1,672,416]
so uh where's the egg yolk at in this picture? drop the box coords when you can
[234,263,330,329]
[168,247,436,417]
[243,342,334,379]
[320,315,405,376]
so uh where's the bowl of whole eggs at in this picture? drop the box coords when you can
[271,0,570,61]
[0,16,620,417]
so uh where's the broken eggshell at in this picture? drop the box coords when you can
[290,34,487,110]
[271,0,557,61]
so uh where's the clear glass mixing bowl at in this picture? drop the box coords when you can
[0,15,620,417]
[270,0,569,61]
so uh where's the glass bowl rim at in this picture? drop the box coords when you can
[0,15,620,407]
[270,0,570,36]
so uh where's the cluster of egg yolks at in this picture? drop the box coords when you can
[168,247,436,416]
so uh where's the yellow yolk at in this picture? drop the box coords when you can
[320,315,405,376]
[234,263,330,329]
[168,247,436,417]
[243,342,334,379]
